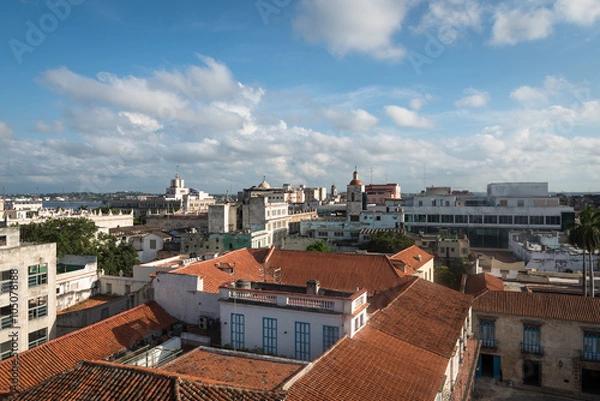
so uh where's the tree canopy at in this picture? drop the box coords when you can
[359,231,414,253]
[20,218,139,277]
[306,241,331,252]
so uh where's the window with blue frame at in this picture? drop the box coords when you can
[323,325,340,352]
[480,320,496,348]
[230,313,245,350]
[522,324,542,354]
[295,322,311,361]
[263,318,277,355]
[583,331,600,361]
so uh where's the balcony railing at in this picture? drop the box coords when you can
[227,290,277,304]
[480,338,497,349]
[521,342,543,355]
[582,349,600,362]
[287,297,335,311]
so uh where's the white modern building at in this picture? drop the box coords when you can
[219,279,368,361]
[509,230,598,273]
[0,227,56,358]
[56,255,99,311]
[403,183,575,249]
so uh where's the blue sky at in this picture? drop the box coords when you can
[1,0,600,195]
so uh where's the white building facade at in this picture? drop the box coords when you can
[0,227,56,358]
[219,280,368,361]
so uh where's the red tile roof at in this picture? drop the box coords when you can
[5,360,287,401]
[287,327,447,401]
[473,291,600,324]
[368,278,472,358]
[389,245,434,271]
[265,249,405,294]
[288,278,473,401]
[0,301,176,395]
[464,273,504,298]
[160,347,305,391]
[168,248,264,293]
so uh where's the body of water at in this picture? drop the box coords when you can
[42,201,103,210]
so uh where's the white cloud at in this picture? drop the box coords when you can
[414,0,483,34]
[510,75,581,107]
[293,0,413,61]
[490,7,554,46]
[385,105,434,128]
[454,88,490,108]
[33,119,65,133]
[118,112,163,132]
[0,122,14,139]
[554,0,600,26]
[510,86,548,106]
[322,108,378,132]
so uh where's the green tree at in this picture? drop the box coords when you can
[359,231,414,253]
[20,218,139,277]
[306,241,331,252]
[95,233,139,276]
[434,265,455,288]
[20,218,98,258]
[567,205,600,297]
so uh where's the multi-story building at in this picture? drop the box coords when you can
[474,291,600,397]
[219,279,368,360]
[56,255,99,311]
[365,183,401,205]
[403,183,575,248]
[0,227,56,358]
[509,230,598,273]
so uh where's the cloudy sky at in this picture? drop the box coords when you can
[1,0,600,195]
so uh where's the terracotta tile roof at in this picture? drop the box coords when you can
[464,273,504,298]
[160,347,305,391]
[168,248,264,293]
[0,301,176,395]
[389,245,434,271]
[288,278,473,401]
[368,278,473,358]
[473,291,600,324]
[367,275,418,313]
[265,249,405,294]
[287,327,447,401]
[5,360,287,401]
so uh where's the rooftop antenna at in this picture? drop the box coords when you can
[370,167,374,185]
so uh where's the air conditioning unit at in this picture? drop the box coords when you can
[198,316,209,330]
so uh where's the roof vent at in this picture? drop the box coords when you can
[416,254,422,261]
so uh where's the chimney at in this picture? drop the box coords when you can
[235,279,251,289]
[306,279,320,295]
[416,254,422,261]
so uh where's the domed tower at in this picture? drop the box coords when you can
[347,168,365,217]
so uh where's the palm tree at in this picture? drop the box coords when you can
[567,205,600,297]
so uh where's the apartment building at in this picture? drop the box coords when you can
[0,227,56,358]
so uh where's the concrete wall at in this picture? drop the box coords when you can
[153,273,221,322]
